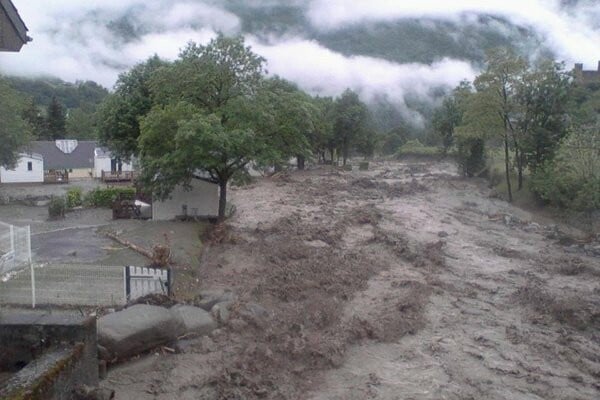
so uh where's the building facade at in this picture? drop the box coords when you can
[0,152,43,183]
[574,61,600,86]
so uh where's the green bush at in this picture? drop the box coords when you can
[530,125,600,211]
[84,187,136,208]
[48,196,66,218]
[396,139,440,158]
[456,136,486,177]
[66,187,83,209]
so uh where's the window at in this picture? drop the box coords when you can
[27,161,32,171]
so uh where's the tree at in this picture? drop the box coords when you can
[46,96,66,139]
[66,108,97,139]
[332,89,369,165]
[516,60,571,182]
[97,55,167,159]
[432,80,472,154]
[0,78,30,168]
[139,102,268,220]
[138,35,269,220]
[472,48,528,201]
[22,98,47,139]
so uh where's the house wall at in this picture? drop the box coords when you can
[152,179,219,220]
[93,156,134,178]
[67,168,93,179]
[0,155,43,183]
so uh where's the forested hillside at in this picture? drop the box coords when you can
[3,76,109,140]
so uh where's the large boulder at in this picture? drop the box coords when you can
[97,304,184,359]
[171,305,217,336]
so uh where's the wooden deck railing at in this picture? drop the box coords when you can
[101,170,138,182]
[44,170,69,184]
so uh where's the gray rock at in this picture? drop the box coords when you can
[97,304,184,360]
[240,302,270,320]
[194,290,237,311]
[437,231,449,238]
[211,301,232,323]
[170,305,217,336]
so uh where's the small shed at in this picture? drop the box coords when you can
[0,152,43,183]
[152,178,219,221]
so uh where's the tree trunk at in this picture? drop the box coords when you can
[218,180,227,221]
[504,133,513,203]
[514,145,523,191]
[297,155,305,170]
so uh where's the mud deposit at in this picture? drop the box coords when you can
[103,160,600,400]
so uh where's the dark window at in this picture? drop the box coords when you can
[27,162,32,171]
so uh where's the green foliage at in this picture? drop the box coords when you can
[396,139,440,157]
[48,197,66,218]
[530,124,600,211]
[380,127,409,155]
[0,77,30,168]
[516,59,572,171]
[333,89,370,164]
[456,136,487,177]
[84,187,135,208]
[432,80,472,153]
[66,187,83,209]
[97,55,167,158]
[66,108,97,139]
[45,96,66,139]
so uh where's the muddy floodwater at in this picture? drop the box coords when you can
[40,160,598,399]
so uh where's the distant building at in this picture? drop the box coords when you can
[93,147,135,180]
[28,140,97,179]
[574,61,600,86]
[0,0,31,52]
[0,152,43,183]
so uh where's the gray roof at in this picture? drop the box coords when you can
[28,141,97,170]
[0,0,31,51]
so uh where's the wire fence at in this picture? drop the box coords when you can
[0,263,170,307]
[0,221,31,276]
[0,220,170,308]
[0,264,126,307]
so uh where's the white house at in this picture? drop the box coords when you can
[152,178,219,220]
[0,152,43,183]
[93,148,134,179]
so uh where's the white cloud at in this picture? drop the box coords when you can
[2,0,599,124]
[250,38,476,125]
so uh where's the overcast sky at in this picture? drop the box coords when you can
[2,0,599,115]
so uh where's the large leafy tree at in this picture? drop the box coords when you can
[97,55,167,159]
[138,35,270,220]
[332,89,369,165]
[432,80,472,154]
[470,48,528,201]
[0,78,30,168]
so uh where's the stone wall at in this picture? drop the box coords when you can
[0,311,98,399]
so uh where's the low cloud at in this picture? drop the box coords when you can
[252,38,475,123]
[1,0,599,125]
[307,0,600,66]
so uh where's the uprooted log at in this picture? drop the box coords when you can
[105,232,171,267]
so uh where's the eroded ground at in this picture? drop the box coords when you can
[103,160,599,400]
